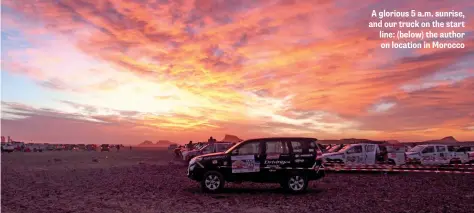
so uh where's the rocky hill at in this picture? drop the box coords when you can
[138,140,175,147]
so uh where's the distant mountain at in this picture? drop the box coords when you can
[318,138,385,145]
[440,136,458,142]
[155,140,175,147]
[221,134,243,143]
[340,138,385,144]
[138,140,175,147]
[420,136,459,144]
[138,140,154,146]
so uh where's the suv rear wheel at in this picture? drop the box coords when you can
[201,171,225,193]
[282,174,308,193]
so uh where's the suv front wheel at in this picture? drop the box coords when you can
[201,171,225,193]
[282,174,308,193]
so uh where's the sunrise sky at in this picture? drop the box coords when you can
[1,0,473,144]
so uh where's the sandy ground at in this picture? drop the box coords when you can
[2,148,474,213]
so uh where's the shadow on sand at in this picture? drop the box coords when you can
[185,185,325,197]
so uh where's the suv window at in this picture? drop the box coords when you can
[448,146,456,152]
[457,147,473,152]
[436,146,446,152]
[290,141,306,153]
[202,145,213,152]
[422,146,435,153]
[366,144,375,152]
[265,141,288,154]
[216,144,230,152]
[234,142,261,155]
[347,145,362,154]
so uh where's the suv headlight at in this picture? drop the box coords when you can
[189,156,202,165]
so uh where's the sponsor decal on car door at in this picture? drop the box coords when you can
[345,145,364,165]
[231,155,260,173]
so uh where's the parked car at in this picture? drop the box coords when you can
[55,144,66,151]
[77,144,86,150]
[322,143,406,165]
[86,144,97,151]
[468,150,474,163]
[187,137,325,193]
[174,146,184,158]
[100,144,110,152]
[406,144,472,165]
[175,143,205,158]
[168,144,178,151]
[182,142,233,162]
[30,144,45,152]
[47,144,56,151]
[1,143,15,153]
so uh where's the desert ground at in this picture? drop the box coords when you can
[2,148,474,213]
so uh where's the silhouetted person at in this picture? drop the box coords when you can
[116,145,120,151]
[129,145,132,151]
[208,136,216,145]
[188,141,194,150]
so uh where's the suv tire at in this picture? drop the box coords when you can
[282,174,308,193]
[201,171,225,193]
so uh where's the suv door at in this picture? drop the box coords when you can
[229,141,264,181]
[261,140,291,182]
[289,140,317,168]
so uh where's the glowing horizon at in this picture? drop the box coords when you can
[1,0,473,144]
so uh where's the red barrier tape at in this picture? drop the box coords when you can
[323,162,474,168]
[406,159,473,163]
[323,163,474,170]
[324,167,474,174]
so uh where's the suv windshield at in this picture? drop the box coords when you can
[328,145,344,153]
[409,146,426,153]
[225,141,244,154]
[199,144,211,151]
[338,145,353,152]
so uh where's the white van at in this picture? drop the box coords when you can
[405,144,471,165]
[322,143,406,165]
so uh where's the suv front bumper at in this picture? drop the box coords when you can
[187,163,205,181]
